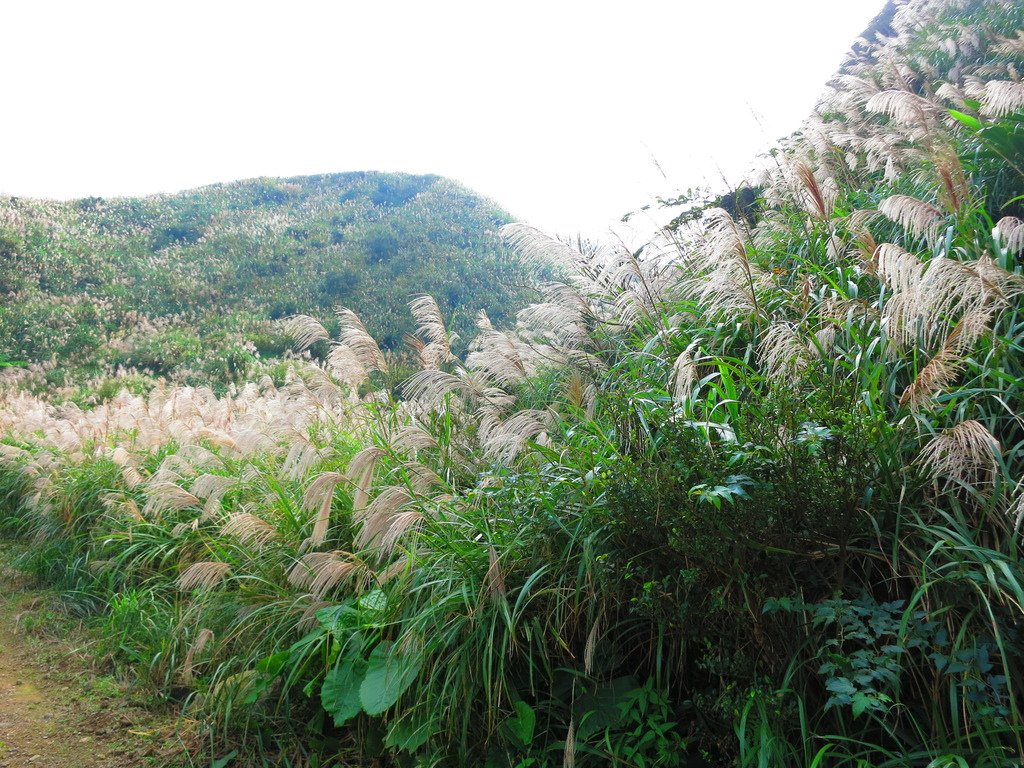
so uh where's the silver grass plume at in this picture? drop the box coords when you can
[980,80,1024,118]
[336,308,387,373]
[178,561,231,592]
[303,471,343,547]
[670,342,700,404]
[288,551,361,598]
[996,217,1024,255]
[325,344,368,390]
[919,420,1001,494]
[180,628,214,685]
[878,195,946,244]
[409,295,457,368]
[281,314,329,352]
[345,446,383,515]
[220,512,278,549]
[758,323,811,382]
[899,305,996,408]
[143,481,202,518]
[355,485,415,552]
[865,90,938,136]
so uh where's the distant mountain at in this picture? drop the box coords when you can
[0,172,549,386]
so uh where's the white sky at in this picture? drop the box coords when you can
[0,1,884,238]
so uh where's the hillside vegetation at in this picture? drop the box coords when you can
[2,0,1024,766]
[0,172,546,392]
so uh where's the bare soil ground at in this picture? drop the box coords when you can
[0,565,198,767]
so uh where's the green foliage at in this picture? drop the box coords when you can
[0,172,550,389]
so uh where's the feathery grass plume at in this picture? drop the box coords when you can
[1010,492,1024,534]
[180,628,214,686]
[974,253,1024,301]
[919,420,1001,493]
[878,195,946,244]
[143,481,202,518]
[409,294,457,368]
[346,445,383,515]
[478,409,553,463]
[792,159,837,219]
[670,343,699,404]
[400,369,471,404]
[501,222,588,269]
[899,305,995,408]
[517,298,592,351]
[482,545,506,601]
[289,551,360,598]
[303,470,343,547]
[758,323,809,382]
[876,243,924,294]
[980,80,1024,117]
[196,428,241,453]
[466,312,532,388]
[172,519,200,538]
[190,473,234,503]
[325,343,368,389]
[355,485,414,550]
[376,508,423,555]
[865,89,938,133]
[391,425,439,452]
[935,81,968,108]
[685,207,767,317]
[932,147,971,214]
[220,512,277,549]
[295,598,334,633]
[280,314,329,352]
[377,555,410,585]
[996,216,1024,255]
[336,308,387,373]
[563,368,587,409]
[120,464,145,489]
[402,462,443,495]
[178,561,231,592]
[281,439,324,482]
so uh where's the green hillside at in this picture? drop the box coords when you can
[0,172,547,387]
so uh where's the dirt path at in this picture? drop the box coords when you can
[0,572,196,767]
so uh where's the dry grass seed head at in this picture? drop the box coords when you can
[981,80,1024,118]
[878,195,946,244]
[180,628,215,685]
[919,420,1001,493]
[346,445,383,514]
[280,315,329,352]
[289,551,360,598]
[178,561,231,592]
[758,323,809,382]
[996,216,1024,255]
[355,485,414,550]
[220,512,278,549]
[303,471,343,547]
[336,308,387,373]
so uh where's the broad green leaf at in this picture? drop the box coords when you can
[255,649,291,677]
[359,641,422,715]
[321,658,367,726]
[505,700,536,747]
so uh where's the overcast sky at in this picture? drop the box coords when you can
[1,1,884,238]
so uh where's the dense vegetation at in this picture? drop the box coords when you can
[0,172,547,395]
[2,0,1024,765]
